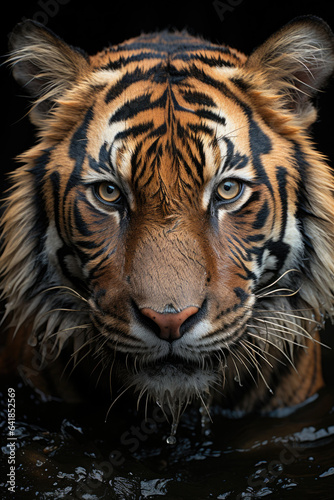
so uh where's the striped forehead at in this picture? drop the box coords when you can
[82,68,252,195]
[82,35,245,170]
[74,35,298,210]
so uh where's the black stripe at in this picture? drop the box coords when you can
[114,121,154,141]
[188,123,215,137]
[109,93,153,124]
[186,53,235,67]
[243,107,273,194]
[182,142,204,184]
[264,239,291,273]
[28,148,53,250]
[246,234,265,242]
[182,89,216,107]
[88,143,115,175]
[235,191,260,213]
[73,198,94,237]
[195,108,226,125]
[178,67,273,193]
[67,107,94,197]
[105,66,161,103]
[103,52,166,71]
[234,287,250,306]
[252,200,269,230]
[276,166,288,239]
[134,145,162,193]
[293,141,316,256]
[228,236,250,262]
[50,171,62,238]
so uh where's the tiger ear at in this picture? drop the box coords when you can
[246,16,334,127]
[8,20,90,127]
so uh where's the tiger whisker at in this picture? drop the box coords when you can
[90,356,107,388]
[246,330,298,372]
[198,392,213,423]
[136,385,149,412]
[65,334,101,374]
[256,287,301,299]
[225,344,243,386]
[108,363,113,400]
[39,285,88,303]
[63,343,93,380]
[214,351,227,389]
[242,339,286,372]
[107,336,121,396]
[144,392,150,421]
[216,124,248,142]
[209,377,225,397]
[48,323,91,340]
[250,323,309,349]
[253,316,326,345]
[255,269,300,295]
[254,315,312,335]
[239,341,270,389]
[255,309,319,324]
[59,330,101,377]
[38,308,86,321]
[259,325,308,345]
[232,343,259,386]
[105,383,132,422]
[240,339,274,370]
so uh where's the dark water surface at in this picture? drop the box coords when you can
[1,342,334,500]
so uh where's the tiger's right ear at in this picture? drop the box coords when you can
[8,20,90,127]
[245,16,334,129]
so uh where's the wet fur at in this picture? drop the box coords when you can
[1,17,334,420]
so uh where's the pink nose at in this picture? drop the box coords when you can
[140,306,199,341]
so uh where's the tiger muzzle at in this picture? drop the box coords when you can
[127,225,209,339]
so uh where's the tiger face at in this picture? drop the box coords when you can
[2,17,334,417]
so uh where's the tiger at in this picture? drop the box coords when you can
[1,16,334,428]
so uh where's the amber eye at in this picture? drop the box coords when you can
[94,182,122,204]
[217,179,243,202]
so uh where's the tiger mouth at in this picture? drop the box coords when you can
[125,353,220,408]
[136,353,215,375]
[115,351,223,399]
[113,351,216,374]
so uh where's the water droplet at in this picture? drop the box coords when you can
[166,420,178,445]
[166,435,177,445]
[268,388,273,395]
[28,335,37,347]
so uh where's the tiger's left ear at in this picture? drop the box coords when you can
[246,16,334,127]
[8,20,90,127]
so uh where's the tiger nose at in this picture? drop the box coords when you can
[140,306,200,341]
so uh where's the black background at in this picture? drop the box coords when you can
[1,0,334,184]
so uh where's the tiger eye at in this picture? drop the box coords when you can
[95,182,121,204]
[217,179,243,202]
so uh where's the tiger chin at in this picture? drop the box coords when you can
[2,16,334,425]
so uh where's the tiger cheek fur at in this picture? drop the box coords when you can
[2,17,334,418]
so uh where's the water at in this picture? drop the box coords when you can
[1,338,334,499]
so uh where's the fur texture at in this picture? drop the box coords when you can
[2,17,334,420]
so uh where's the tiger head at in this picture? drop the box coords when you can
[2,17,334,418]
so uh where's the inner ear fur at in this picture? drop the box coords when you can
[245,16,334,127]
[8,20,90,127]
